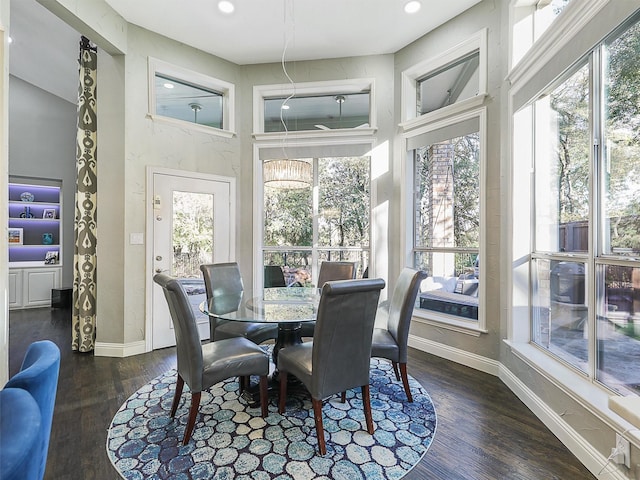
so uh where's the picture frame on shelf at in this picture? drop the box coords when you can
[8,227,23,245]
[44,251,59,265]
[43,208,57,219]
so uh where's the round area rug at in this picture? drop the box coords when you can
[107,359,436,480]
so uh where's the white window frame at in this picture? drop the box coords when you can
[147,57,236,138]
[508,0,640,442]
[400,29,488,133]
[252,137,378,294]
[253,79,377,140]
[403,107,488,336]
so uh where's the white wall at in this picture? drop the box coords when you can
[0,0,10,385]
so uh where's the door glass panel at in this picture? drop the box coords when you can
[172,191,214,278]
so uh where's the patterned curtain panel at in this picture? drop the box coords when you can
[72,37,98,352]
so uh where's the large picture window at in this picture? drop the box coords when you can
[261,156,370,287]
[412,114,482,324]
[529,12,640,395]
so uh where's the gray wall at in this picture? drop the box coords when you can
[8,75,76,285]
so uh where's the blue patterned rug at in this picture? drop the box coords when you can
[106,359,436,479]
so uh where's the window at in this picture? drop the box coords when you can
[261,155,370,287]
[253,79,375,137]
[410,112,483,325]
[154,74,223,129]
[528,12,640,395]
[401,31,488,332]
[148,58,235,137]
[400,29,487,128]
[264,92,370,133]
[416,51,480,116]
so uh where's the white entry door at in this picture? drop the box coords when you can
[151,170,235,349]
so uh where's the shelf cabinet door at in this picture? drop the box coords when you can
[23,267,61,307]
[8,269,23,309]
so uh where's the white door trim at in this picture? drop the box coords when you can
[144,166,236,352]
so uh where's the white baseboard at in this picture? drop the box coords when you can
[94,340,146,358]
[408,335,627,480]
[408,333,500,376]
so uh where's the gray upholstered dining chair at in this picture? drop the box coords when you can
[300,260,357,338]
[200,262,278,344]
[153,273,270,444]
[370,267,427,402]
[278,277,385,455]
[264,265,287,287]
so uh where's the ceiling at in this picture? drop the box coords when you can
[103,0,482,65]
[8,0,482,105]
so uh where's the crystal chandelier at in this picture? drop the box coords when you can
[263,159,312,189]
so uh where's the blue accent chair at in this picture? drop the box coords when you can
[2,340,61,480]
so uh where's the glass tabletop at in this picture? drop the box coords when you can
[199,287,320,324]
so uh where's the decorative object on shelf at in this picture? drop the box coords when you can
[42,233,53,245]
[44,251,59,265]
[20,192,35,202]
[8,228,23,245]
[42,208,56,219]
[20,206,34,218]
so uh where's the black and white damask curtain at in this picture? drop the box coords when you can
[72,36,98,352]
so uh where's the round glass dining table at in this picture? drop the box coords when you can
[199,287,320,366]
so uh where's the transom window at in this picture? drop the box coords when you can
[154,74,223,129]
[253,79,375,137]
[148,58,235,137]
[264,92,370,133]
[416,51,479,116]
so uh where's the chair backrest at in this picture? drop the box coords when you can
[153,273,204,391]
[200,262,244,322]
[200,262,244,298]
[311,278,385,399]
[264,265,286,287]
[316,261,357,288]
[387,268,428,362]
[5,340,60,480]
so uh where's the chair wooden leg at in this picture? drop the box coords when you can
[239,375,250,394]
[399,362,413,403]
[312,398,327,456]
[170,374,185,417]
[340,391,346,403]
[278,371,288,414]
[391,361,400,381]
[259,375,268,418]
[183,391,201,444]
[361,385,374,435]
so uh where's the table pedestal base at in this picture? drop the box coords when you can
[241,321,308,407]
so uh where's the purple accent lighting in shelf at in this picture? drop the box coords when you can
[9,246,60,263]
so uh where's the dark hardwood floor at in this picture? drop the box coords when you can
[8,307,596,480]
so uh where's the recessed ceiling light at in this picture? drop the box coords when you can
[163,82,174,89]
[218,1,234,14]
[404,1,421,14]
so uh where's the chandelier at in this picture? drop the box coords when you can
[263,159,312,189]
